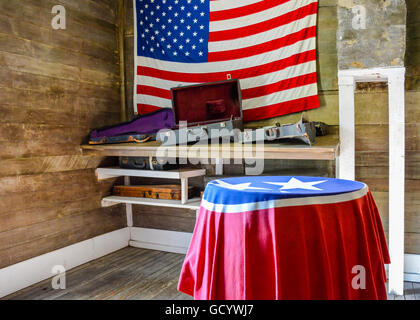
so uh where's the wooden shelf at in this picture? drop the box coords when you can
[101,196,201,210]
[82,135,340,161]
[96,167,206,181]
[96,167,206,206]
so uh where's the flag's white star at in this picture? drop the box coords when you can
[265,178,327,191]
[214,180,269,191]
[200,12,205,16]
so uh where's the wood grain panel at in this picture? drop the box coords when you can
[132,205,196,233]
[0,205,126,269]
[0,0,124,269]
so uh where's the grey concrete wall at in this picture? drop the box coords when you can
[337,0,406,69]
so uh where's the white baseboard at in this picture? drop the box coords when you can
[0,227,130,298]
[129,227,192,254]
[404,254,420,283]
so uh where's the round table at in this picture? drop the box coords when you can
[178,176,390,300]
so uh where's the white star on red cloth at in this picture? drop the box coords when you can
[265,177,327,191]
[214,180,269,191]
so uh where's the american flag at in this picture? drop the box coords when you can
[134,0,320,122]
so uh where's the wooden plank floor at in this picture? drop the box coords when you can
[4,247,420,300]
[5,247,192,300]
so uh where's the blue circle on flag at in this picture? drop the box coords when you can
[204,176,366,205]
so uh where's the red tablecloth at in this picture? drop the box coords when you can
[178,178,390,300]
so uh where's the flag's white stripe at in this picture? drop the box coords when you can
[136,94,172,108]
[136,37,315,73]
[209,0,317,32]
[210,0,264,12]
[136,82,317,111]
[200,185,368,214]
[241,61,316,90]
[242,83,318,110]
[136,61,316,91]
[209,14,316,52]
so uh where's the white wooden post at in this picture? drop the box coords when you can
[338,67,406,296]
[124,176,133,227]
[181,178,188,205]
[215,158,224,175]
[338,75,355,180]
[387,68,405,296]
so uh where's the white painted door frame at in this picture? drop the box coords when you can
[337,67,406,295]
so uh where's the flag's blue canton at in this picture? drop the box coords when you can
[136,0,209,63]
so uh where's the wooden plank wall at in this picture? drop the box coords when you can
[0,0,127,269]
[124,1,420,253]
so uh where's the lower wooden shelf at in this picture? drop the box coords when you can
[101,196,202,210]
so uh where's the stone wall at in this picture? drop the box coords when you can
[337,0,406,69]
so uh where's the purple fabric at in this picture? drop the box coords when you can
[90,108,175,139]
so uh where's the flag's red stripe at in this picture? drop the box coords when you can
[209,0,290,21]
[242,95,320,122]
[138,96,320,122]
[208,26,316,62]
[138,72,317,102]
[241,72,317,99]
[137,85,171,99]
[137,49,316,83]
[137,104,162,115]
[209,2,318,42]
